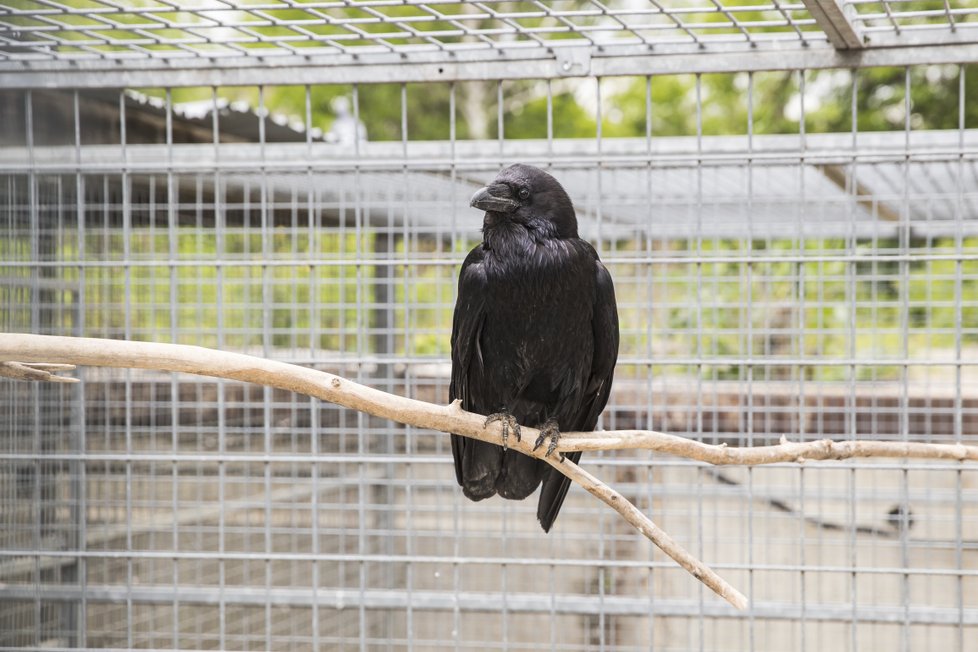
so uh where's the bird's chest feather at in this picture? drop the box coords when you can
[479,238,594,384]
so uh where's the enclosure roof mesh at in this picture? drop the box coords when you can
[1,1,975,68]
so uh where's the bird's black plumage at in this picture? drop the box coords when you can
[449,164,619,532]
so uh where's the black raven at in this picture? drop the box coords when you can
[450,164,619,532]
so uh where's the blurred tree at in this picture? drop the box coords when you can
[141,64,978,143]
[827,65,976,132]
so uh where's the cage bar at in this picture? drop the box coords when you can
[2,4,978,651]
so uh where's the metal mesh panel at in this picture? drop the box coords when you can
[0,1,825,63]
[846,0,978,36]
[2,15,978,652]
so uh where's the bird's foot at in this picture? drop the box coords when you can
[533,418,562,459]
[484,411,521,449]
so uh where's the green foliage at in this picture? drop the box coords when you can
[602,72,802,138]
[79,230,367,352]
[377,66,959,142]
[611,237,978,382]
[145,59,976,148]
[829,65,976,131]
[502,86,596,140]
[264,84,469,141]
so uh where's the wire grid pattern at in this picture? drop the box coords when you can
[5,0,978,68]
[2,69,978,651]
[845,0,978,36]
[0,1,825,63]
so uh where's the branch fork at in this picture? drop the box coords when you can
[4,334,977,611]
[0,361,78,383]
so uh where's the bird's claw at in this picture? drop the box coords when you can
[484,412,521,449]
[533,419,561,458]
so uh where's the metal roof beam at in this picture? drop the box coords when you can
[4,583,978,625]
[803,0,865,49]
[5,41,978,89]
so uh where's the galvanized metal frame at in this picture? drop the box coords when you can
[4,40,978,88]
[0,1,824,62]
[803,0,864,49]
[1,1,977,88]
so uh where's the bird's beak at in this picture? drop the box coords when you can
[470,185,519,213]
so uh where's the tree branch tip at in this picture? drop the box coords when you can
[27,363,76,371]
[728,591,749,611]
[0,361,79,384]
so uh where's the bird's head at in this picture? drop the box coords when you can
[470,164,578,239]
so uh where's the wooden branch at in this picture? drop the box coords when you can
[0,361,78,383]
[558,430,978,463]
[6,334,978,609]
[545,455,748,610]
[0,333,749,611]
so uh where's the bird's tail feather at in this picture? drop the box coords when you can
[458,438,504,501]
[536,450,582,532]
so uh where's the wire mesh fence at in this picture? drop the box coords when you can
[2,3,978,651]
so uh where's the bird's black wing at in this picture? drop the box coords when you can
[537,258,619,532]
[449,246,499,493]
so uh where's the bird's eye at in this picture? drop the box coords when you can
[518,188,530,200]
